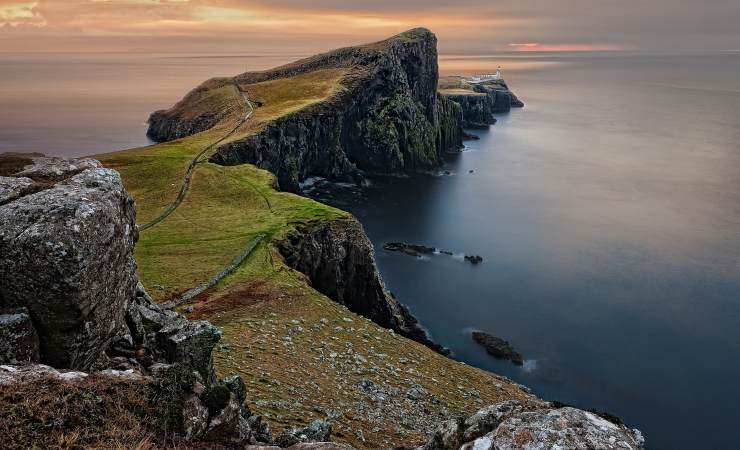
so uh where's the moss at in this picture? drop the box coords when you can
[203,384,231,416]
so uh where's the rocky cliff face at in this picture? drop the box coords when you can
[438,76,523,130]
[277,217,445,353]
[149,29,463,192]
[0,156,270,446]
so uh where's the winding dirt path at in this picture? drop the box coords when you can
[138,84,254,232]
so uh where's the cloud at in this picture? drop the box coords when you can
[0,0,738,53]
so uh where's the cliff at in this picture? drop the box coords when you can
[277,217,445,353]
[438,76,523,129]
[148,28,463,192]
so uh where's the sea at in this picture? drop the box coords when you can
[2,51,739,449]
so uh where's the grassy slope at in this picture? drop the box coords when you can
[97,59,529,449]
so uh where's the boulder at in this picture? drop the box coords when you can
[421,417,465,450]
[203,393,252,444]
[276,419,332,447]
[0,163,138,370]
[423,401,645,450]
[182,394,210,440]
[249,415,274,444]
[0,308,40,364]
[13,156,102,182]
[0,176,35,205]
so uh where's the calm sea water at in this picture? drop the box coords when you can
[2,52,739,449]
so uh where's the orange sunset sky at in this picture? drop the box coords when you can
[1,0,738,54]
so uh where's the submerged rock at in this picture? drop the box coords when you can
[471,331,523,366]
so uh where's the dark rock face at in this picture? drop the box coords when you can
[277,218,446,354]
[0,308,40,364]
[471,331,523,366]
[436,95,465,153]
[149,29,464,192]
[441,93,496,129]
[0,158,138,370]
[422,400,645,450]
[471,80,525,113]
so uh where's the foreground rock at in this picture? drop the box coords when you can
[421,400,645,450]
[0,157,138,370]
[0,309,40,365]
[0,155,288,446]
[472,331,524,366]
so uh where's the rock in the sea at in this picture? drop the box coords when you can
[0,160,138,370]
[423,401,644,450]
[275,419,332,448]
[471,331,523,366]
[0,308,40,364]
[383,242,436,257]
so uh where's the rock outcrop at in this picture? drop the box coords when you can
[149,29,464,192]
[0,155,287,446]
[277,218,446,354]
[421,400,645,450]
[0,156,138,370]
[438,76,523,130]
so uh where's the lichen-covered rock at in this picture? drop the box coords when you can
[0,176,35,205]
[423,401,645,450]
[13,156,102,181]
[277,217,445,354]
[275,419,332,448]
[0,308,40,364]
[249,415,274,444]
[182,394,210,440]
[0,164,138,370]
[203,393,252,444]
[160,320,221,383]
[421,417,465,450]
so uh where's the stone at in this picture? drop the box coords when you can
[249,414,274,444]
[182,394,210,440]
[0,165,138,370]
[471,331,523,366]
[422,417,465,450]
[203,393,252,444]
[461,400,524,442]
[423,402,645,450]
[0,308,40,364]
[0,364,87,385]
[0,176,35,205]
[276,419,332,447]
[13,156,102,182]
[160,319,221,383]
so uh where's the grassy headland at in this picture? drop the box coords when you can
[96,31,530,449]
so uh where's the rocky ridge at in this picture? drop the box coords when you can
[149,28,464,192]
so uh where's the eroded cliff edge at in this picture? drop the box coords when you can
[148,28,463,192]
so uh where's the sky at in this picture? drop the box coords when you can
[1,0,739,54]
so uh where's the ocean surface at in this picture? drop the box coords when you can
[2,51,740,449]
